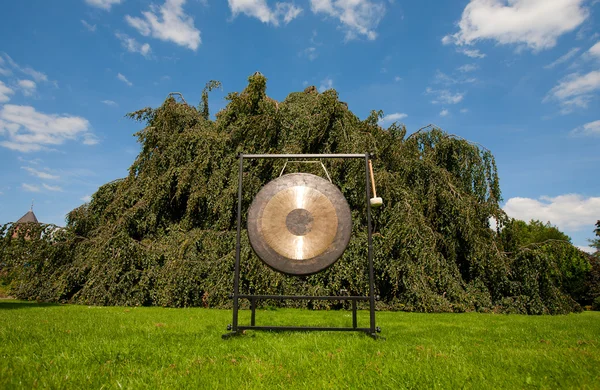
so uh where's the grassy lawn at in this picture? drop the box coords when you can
[1,300,599,389]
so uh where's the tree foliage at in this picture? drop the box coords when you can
[590,221,600,255]
[499,219,571,253]
[0,73,595,313]
[586,221,600,310]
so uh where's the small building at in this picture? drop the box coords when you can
[16,210,39,224]
[12,209,40,239]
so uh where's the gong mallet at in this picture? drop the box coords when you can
[368,160,383,208]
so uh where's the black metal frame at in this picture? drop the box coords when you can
[222,153,380,339]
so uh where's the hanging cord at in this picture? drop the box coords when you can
[279,160,332,183]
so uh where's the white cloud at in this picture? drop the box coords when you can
[82,133,100,145]
[440,109,449,117]
[570,119,600,137]
[0,56,10,76]
[84,0,122,10]
[504,194,600,231]
[394,76,402,82]
[0,104,91,152]
[1,53,49,83]
[545,70,600,112]
[576,245,595,254]
[42,183,63,192]
[115,33,152,58]
[425,87,465,104]
[22,183,40,192]
[0,80,14,103]
[81,20,97,32]
[310,0,386,41]
[378,112,407,126]
[276,2,303,24]
[443,0,589,51]
[301,47,318,61]
[458,64,478,72]
[588,41,600,59]
[460,108,469,113]
[457,48,486,58]
[125,0,201,51]
[434,70,476,86]
[101,100,118,106]
[117,73,133,87]
[18,157,42,165]
[22,68,48,83]
[229,0,275,23]
[435,71,456,85]
[81,195,92,202]
[21,166,59,180]
[544,47,580,69]
[126,15,151,36]
[18,80,36,97]
[319,77,333,92]
[228,0,302,25]
[0,141,44,153]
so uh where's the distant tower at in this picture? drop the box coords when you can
[12,206,40,239]
[15,209,39,223]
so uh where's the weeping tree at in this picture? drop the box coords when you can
[585,221,600,310]
[0,73,592,313]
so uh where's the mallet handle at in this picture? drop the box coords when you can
[368,160,377,198]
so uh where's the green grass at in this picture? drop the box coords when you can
[1,300,599,389]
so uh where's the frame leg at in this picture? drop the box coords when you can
[365,154,377,335]
[231,155,244,333]
[352,300,357,329]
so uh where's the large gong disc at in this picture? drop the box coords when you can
[247,173,352,276]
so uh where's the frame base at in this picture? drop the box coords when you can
[222,326,381,340]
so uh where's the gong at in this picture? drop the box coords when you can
[247,173,352,276]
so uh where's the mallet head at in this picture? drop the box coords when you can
[370,197,383,208]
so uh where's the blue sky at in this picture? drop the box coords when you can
[0,0,599,251]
